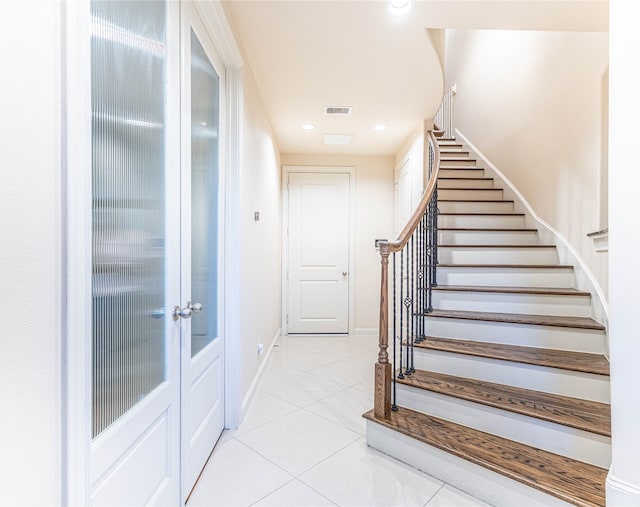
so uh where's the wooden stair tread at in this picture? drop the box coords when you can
[438,177,493,181]
[439,199,513,203]
[438,263,572,268]
[438,263,573,269]
[438,212,525,216]
[425,309,605,330]
[417,336,609,376]
[433,285,590,296]
[396,369,610,436]
[439,187,501,191]
[363,407,607,507]
[439,244,555,248]
[438,166,483,170]
[439,228,537,232]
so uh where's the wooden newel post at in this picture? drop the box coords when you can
[374,243,392,419]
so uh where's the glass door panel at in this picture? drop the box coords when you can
[190,30,220,358]
[91,0,167,438]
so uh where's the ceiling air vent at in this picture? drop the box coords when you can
[324,106,352,116]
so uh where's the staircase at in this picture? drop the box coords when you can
[365,136,610,507]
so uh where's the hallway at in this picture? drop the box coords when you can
[188,334,492,506]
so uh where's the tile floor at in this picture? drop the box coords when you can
[188,334,493,507]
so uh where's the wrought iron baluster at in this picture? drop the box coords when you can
[398,249,404,380]
[392,252,397,411]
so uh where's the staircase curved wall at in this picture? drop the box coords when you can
[444,29,609,317]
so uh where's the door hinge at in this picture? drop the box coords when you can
[286,315,289,324]
[287,270,289,280]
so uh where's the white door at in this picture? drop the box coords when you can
[287,172,350,334]
[89,1,181,504]
[88,2,224,504]
[180,4,225,501]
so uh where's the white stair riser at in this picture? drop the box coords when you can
[437,178,494,189]
[440,159,477,167]
[395,385,610,468]
[438,214,526,229]
[433,290,592,317]
[440,150,470,156]
[424,317,606,353]
[439,169,486,179]
[410,348,610,403]
[438,189,504,201]
[438,247,558,264]
[439,230,539,245]
[366,421,574,507]
[438,200,514,213]
[437,267,575,288]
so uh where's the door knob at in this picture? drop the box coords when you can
[172,304,192,321]
[172,301,204,320]
[342,271,348,276]
[190,302,204,313]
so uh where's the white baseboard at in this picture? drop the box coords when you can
[607,471,640,505]
[454,129,609,332]
[354,327,377,335]
[240,328,281,422]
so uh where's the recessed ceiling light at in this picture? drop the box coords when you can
[302,123,315,130]
[388,0,412,16]
[373,124,387,131]
[200,121,208,127]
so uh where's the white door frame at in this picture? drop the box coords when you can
[62,1,244,503]
[281,166,356,336]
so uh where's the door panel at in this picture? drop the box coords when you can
[181,4,225,499]
[288,172,350,334]
[90,1,180,504]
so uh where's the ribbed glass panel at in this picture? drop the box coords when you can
[190,30,220,357]
[91,0,167,438]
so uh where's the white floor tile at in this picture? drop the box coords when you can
[187,438,292,507]
[252,479,337,506]
[235,409,360,476]
[309,357,374,388]
[425,485,494,507]
[305,385,374,435]
[235,391,299,437]
[259,370,344,408]
[299,438,443,507]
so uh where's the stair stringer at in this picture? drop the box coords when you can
[454,128,609,345]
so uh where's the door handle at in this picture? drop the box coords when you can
[342,271,348,276]
[172,305,192,320]
[172,301,204,321]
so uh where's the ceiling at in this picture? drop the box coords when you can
[225,0,608,157]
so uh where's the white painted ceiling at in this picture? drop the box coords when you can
[225,0,607,156]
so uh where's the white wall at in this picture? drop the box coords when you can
[445,29,609,300]
[607,1,640,503]
[0,1,62,504]
[280,154,395,332]
[238,65,283,401]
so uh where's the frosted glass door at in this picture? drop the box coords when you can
[181,5,225,499]
[90,1,180,504]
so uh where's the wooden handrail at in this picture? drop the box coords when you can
[374,128,442,419]
[386,130,442,253]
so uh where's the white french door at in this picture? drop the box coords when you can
[286,171,351,334]
[89,1,181,504]
[86,1,225,504]
[180,3,226,501]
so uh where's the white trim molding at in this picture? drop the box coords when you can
[587,228,609,253]
[607,472,640,506]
